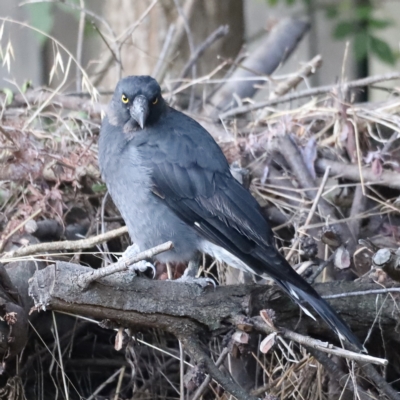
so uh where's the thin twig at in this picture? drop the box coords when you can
[52,312,69,400]
[308,252,336,284]
[286,166,331,260]
[359,362,400,400]
[152,24,176,80]
[179,341,185,400]
[2,226,128,260]
[181,336,259,400]
[220,72,400,119]
[174,25,229,90]
[173,0,196,109]
[248,316,387,366]
[306,347,370,400]
[270,54,323,99]
[191,348,229,400]
[77,241,173,289]
[75,0,85,92]
[323,287,400,299]
[86,368,123,400]
[316,158,400,190]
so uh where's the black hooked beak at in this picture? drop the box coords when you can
[130,95,149,129]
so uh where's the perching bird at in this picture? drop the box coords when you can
[99,75,362,349]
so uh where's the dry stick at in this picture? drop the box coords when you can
[3,208,42,242]
[179,341,184,400]
[316,158,400,190]
[86,367,124,400]
[285,166,331,261]
[305,347,371,400]
[173,25,230,91]
[347,184,367,255]
[152,24,176,80]
[278,135,353,243]
[248,316,387,366]
[173,0,196,110]
[157,0,198,83]
[307,252,336,284]
[52,312,69,400]
[181,336,259,400]
[75,0,85,92]
[2,226,128,260]
[77,241,173,289]
[323,288,400,299]
[191,348,230,400]
[270,54,323,99]
[358,362,400,400]
[220,71,400,119]
[210,17,310,118]
[113,366,125,400]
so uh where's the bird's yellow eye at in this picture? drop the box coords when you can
[121,94,129,104]
[152,97,158,105]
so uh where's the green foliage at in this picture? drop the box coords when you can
[333,21,355,39]
[91,183,107,193]
[25,3,54,46]
[2,88,13,105]
[354,32,369,61]
[369,35,397,64]
[265,0,398,65]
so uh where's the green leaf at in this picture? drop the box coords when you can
[325,5,338,19]
[91,183,107,193]
[21,80,32,93]
[2,88,13,105]
[267,0,279,5]
[368,18,392,30]
[369,35,397,65]
[356,5,372,21]
[353,32,369,61]
[286,0,296,5]
[25,3,54,46]
[333,21,355,39]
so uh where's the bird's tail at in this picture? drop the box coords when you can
[274,279,364,350]
[242,248,364,350]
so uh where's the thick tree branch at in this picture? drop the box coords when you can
[28,261,400,344]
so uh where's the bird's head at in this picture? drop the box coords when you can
[107,75,165,132]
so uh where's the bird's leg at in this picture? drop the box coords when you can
[175,253,215,288]
[121,243,156,278]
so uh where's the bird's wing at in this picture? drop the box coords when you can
[137,112,301,282]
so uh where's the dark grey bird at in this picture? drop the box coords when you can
[99,75,362,349]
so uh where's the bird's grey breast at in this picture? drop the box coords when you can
[99,129,200,262]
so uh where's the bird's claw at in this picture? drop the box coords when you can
[121,243,156,278]
[128,260,156,278]
[174,274,216,289]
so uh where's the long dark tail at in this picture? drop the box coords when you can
[275,279,363,350]
[240,247,363,350]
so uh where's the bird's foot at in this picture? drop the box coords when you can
[174,274,216,288]
[120,244,156,278]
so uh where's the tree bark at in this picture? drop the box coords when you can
[29,261,400,345]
